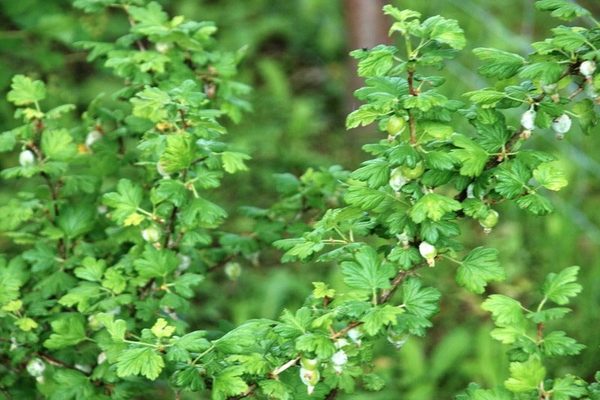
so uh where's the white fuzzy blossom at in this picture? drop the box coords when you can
[331,350,348,373]
[19,150,35,167]
[419,241,437,266]
[26,358,45,378]
[97,352,107,365]
[552,114,572,139]
[177,255,191,272]
[580,60,596,78]
[85,130,102,148]
[347,327,363,345]
[389,167,408,192]
[520,108,536,131]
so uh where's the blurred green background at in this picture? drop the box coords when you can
[1,0,599,398]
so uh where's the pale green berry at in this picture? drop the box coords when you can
[224,262,242,280]
[580,60,596,78]
[400,161,424,180]
[300,367,320,394]
[26,358,45,378]
[19,150,35,167]
[141,226,161,243]
[85,130,102,148]
[386,116,406,135]
[552,114,571,139]
[300,357,319,371]
[479,209,499,233]
[389,167,408,191]
[419,241,437,266]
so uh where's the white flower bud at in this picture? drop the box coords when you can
[155,42,170,54]
[75,364,92,373]
[331,350,348,367]
[85,130,102,148]
[542,83,557,94]
[177,255,191,272]
[419,241,437,266]
[552,114,572,139]
[10,337,18,351]
[26,358,45,378]
[334,338,349,349]
[19,150,36,167]
[580,60,596,78]
[141,226,161,243]
[97,352,107,365]
[389,167,408,192]
[348,328,362,346]
[224,262,242,280]
[520,108,536,131]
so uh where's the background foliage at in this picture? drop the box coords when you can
[1,0,599,399]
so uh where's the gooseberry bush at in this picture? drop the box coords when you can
[1,0,599,399]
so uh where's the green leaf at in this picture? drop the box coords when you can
[482,295,525,326]
[57,204,96,239]
[495,160,531,198]
[103,179,143,224]
[346,106,381,129]
[116,347,165,380]
[151,318,176,338]
[401,278,440,319]
[421,15,466,50]
[296,333,336,358]
[542,331,585,356]
[504,357,546,393]
[74,257,106,282]
[351,159,390,188]
[542,266,582,305]
[43,314,86,349]
[361,304,404,335]
[456,247,505,294]
[551,376,587,400]
[212,366,249,400]
[341,246,394,292]
[519,62,564,84]
[134,246,179,280]
[473,48,525,79]
[410,193,462,223]
[131,87,171,122]
[464,89,507,107]
[96,313,127,342]
[180,196,227,227]
[536,0,591,20]
[160,134,194,173]
[451,134,489,177]
[533,162,567,191]
[221,151,251,174]
[350,45,397,77]
[516,193,554,215]
[7,75,46,106]
[41,129,77,161]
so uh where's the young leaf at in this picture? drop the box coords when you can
[116,347,165,380]
[341,246,394,292]
[542,266,582,305]
[456,247,505,294]
[473,48,525,79]
[7,75,46,106]
[504,357,546,393]
[410,193,462,223]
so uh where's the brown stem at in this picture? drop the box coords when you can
[407,69,418,144]
[325,388,339,400]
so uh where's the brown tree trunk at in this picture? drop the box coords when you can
[343,0,390,113]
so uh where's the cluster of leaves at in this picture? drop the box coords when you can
[0,0,599,399]
[459,266,600,399]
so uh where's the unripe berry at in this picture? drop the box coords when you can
[386,116,406,136]
[580,60,596,78]
[552,114,572,139]
[479,209,499,234]
[389,167,408,192]
[85,130,102,148]
[224,262,242,280]
[141,226,161,243]
[520,108,536,131]
[19,150,35,167]
[155,42,171,54]
[156,162,170,178]
[177,254,191,272]
[300,357,319,371]
[300,367,320,394]
[419,241,437,267]
[387,330,408,349]
[400,161,424,180]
